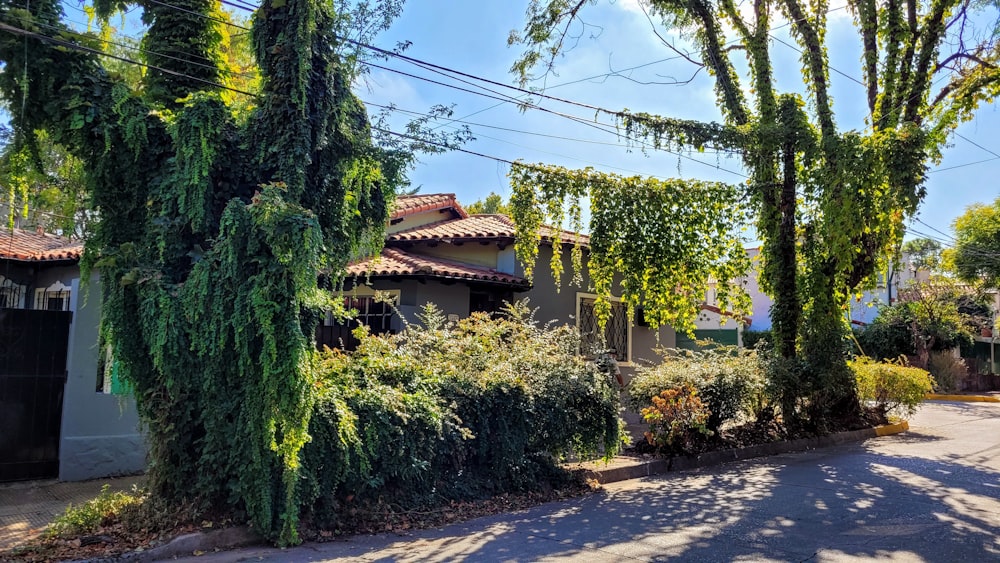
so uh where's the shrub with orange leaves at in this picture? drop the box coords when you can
[641,384,713,453]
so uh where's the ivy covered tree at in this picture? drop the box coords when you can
[0,0,409,545]
[509,0,1000,428]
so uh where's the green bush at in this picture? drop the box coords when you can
[742,329,772,349]
[927,351,967,392]
[854,320,915,361]
[640,384,712,452]
[299,303,624,526]
[627,347,766,434]
[851,357,933,418]
[46,485,144,538]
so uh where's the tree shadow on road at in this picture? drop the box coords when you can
[361,440,1000,562]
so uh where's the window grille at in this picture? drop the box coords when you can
[34,289,71,311]
[578,296,629,362]
[318,293,398,351]
[0,276,27,309]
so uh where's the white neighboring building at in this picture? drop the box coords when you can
[708,247,930,330]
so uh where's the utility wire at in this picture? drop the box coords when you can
[366,100,726,153]
[23,11,256,79]
[0,19,745,181]
[0,20,259,97]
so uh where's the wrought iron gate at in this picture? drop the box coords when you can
[0,308,72,481]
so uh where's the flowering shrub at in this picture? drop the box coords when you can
[628,348,766,433]
[641,384,712,452]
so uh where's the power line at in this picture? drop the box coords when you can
[0,19,744,182]
[366,100,725,153]
[23,11,255,80]
[929,156,1000,174]
[914,217,956,242]
[0,20,259,97]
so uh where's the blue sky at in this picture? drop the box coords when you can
[358,0,1000,247]
[54,0,1000,246]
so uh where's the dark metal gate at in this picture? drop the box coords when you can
[0,308,72,481]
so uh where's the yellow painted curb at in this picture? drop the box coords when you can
[875,420,909,437]
[925,393,1000,403]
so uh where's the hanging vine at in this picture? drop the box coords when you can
[510,163,752,335]
[509,0,1000,426]
[0,0,399,546]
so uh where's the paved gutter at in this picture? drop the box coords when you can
[569,421,909,484]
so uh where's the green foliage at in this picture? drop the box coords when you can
[902,237,943,273]
[896,279,980,355]
[926,351,968,392]
[627,347,766,434]
[466,191,512,215]
[0,128,89,236]
[640,384,712,453]
[0,0,405,547]
[854,318,916,361]
[46,485,144,538]
[851,357,932,419]
[949,196,1000,288]
[741,329,772,350]
[509,163,752,335]
[507,0,1000,428]
[300,303,624,526]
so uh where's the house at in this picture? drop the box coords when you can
[736,246,931,329]
[329,194,744,373]
[0,226,144,482]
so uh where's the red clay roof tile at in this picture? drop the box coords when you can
[391,194,468,220]
[388,213,590,245]
[347,248,528,287]
[0,227,83,262]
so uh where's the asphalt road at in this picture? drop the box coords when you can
[179,401,1000,562]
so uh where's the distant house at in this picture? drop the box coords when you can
[0,227,144,482]
[326,194,745,373]
[736,246,931,329]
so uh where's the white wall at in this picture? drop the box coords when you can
[59,273,146,481]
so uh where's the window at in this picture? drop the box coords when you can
[577,294,630,363]
[470,289,513,317]
[317,288,400,350]
[0,275,27,309]
[34,281,71,311]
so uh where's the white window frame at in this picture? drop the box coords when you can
[576,292,633,366]
[34,281,72,311]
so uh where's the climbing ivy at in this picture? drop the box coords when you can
[509,0,1000,426]
[0,0,401,545]
[510,163,752,335]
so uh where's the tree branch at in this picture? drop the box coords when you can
[780,0,836,142]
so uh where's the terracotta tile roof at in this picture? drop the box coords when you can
[0,227,83,262]
[388,213,590,246]
[389,214,516,242]
[391,194,468,220]
[347,248,529,287]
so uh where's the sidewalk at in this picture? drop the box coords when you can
[0,474,143,550]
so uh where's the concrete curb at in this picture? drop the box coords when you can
[925,393,1000,403]
[78,526,261,563]
[575,421,909,485]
